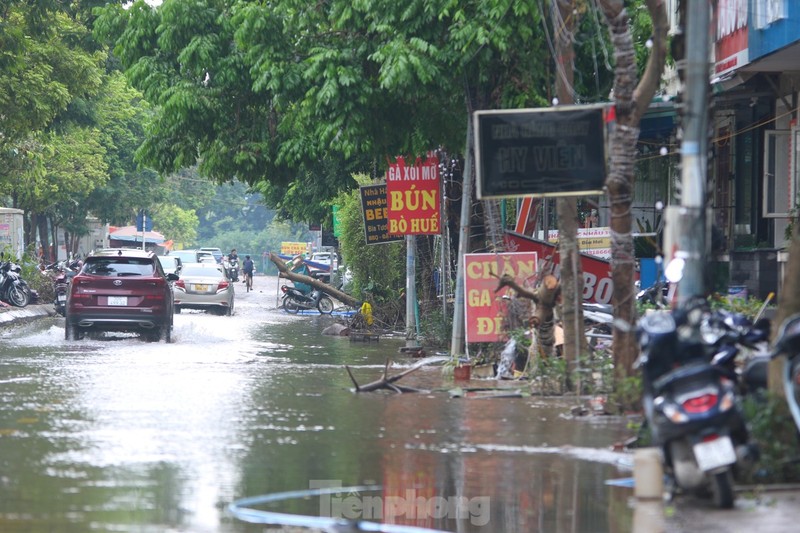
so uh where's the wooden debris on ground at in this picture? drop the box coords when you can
[346,358,430,393]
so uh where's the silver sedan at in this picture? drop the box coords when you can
[173,262,235,315]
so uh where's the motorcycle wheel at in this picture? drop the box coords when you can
[8,284,29,307]
[317,296,334,314]
[711,470,734,509]
[283,296,300,314]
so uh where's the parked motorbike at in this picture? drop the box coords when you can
[0,260,32,307]
[702,309,772,396]
[636,299,755,508]
[280,284,334,314]
[49,260,81,316]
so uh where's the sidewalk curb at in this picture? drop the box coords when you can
[0,303,56,325]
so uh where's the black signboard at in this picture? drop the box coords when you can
[360,184,403,245]
[474,105,608,199]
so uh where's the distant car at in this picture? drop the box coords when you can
[65,248,177,342]
[173,262,235,315]
[199,247,224,263]
[197,250,217,264]
[310,252,333,267]
[308,252,334,283]
[170,250,200,265]
[158,255,182,277]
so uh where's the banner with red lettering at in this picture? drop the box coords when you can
[464,252,538,343]
[385,154,440,235]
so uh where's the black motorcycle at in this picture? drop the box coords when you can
[49,260,80,317]
[0,260,31,307]
[280,284,334,314]
[636,298,755,508]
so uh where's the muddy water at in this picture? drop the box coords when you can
[0,280,635,532]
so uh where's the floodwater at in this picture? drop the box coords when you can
[0,277,636,532]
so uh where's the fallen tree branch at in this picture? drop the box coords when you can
[268,252,361,307]
[345,357,440,393]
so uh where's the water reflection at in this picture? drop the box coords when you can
[0,312,636,532]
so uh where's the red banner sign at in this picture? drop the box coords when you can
[503,230,640,304]
[464,252,538,343]
[385,154,440,235]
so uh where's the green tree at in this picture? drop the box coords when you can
[93,0,554,220]
[151,203,198,245]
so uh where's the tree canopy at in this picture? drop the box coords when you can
[93,0,615,223]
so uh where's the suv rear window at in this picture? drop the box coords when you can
[83,258,155,277]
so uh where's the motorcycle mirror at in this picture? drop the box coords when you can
[664,257,685,283]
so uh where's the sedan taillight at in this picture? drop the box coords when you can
[217,281,229,292]
[175,279,186,289]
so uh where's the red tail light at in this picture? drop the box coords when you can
[682,393,718,413]
[175,280,186,289]
[143,293,166,303]
[217,281,229,291]
[281,285,288,293]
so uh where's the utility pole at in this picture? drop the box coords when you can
[676,0,710,304]
[404,234,419,349]
[450,118,474,357]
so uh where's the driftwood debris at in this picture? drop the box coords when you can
[346,359,431,393]
[268,251,360,308]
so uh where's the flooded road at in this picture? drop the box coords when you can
[0,276,636,532]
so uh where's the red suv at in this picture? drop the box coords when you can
[65,249,178,342]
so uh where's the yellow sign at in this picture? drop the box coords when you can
[546,227,611,259]
[281,242,308,256]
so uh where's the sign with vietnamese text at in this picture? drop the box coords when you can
[360,184,403,245]
[474,105,607,199]
[544,227,612,259]
[503,230,639,304]
[464,252,538,343]
[281,241,308,256]
[385,154,441,235]
[714,0,749,75]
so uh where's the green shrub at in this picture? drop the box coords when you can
[739,394,800,483]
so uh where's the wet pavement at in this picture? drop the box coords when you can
[2,278,800,532]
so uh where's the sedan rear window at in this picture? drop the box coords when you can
[181,266,224,278]
[83,258,155,277]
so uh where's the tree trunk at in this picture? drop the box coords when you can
[599,0,669,380]
[268,251,361,308]
[496,272,560,358]
[36,216,49,262]
[769,219,800,396]
[554,0,587,385]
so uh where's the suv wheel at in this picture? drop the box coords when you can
[65,322,83,341]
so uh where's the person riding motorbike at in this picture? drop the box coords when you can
[226,249,240,281]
